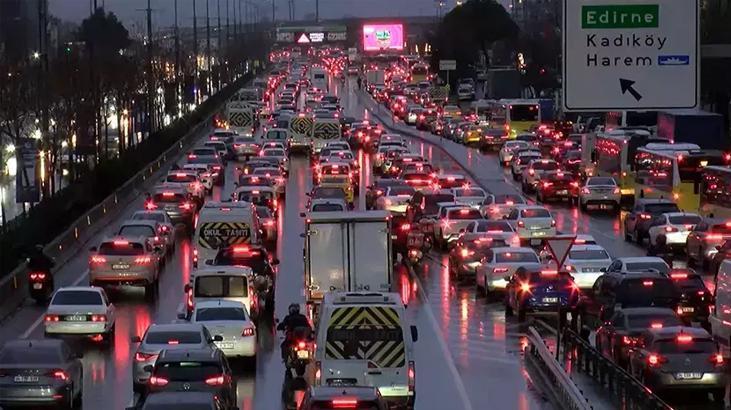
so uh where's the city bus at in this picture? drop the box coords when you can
[497,99,543,137]
[634,146,727,211]
[699,166,731,218]
[410,63,429,84]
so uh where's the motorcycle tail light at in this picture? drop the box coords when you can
[314,361,322,384]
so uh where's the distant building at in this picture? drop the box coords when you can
[0,0,48,64]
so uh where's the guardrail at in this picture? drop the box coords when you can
[561,327,673,410]
[524,326,593,410]
[0,72,255,322]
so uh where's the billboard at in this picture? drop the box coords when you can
[362,23,404,51]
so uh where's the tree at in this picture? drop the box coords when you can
[431,0,519,84]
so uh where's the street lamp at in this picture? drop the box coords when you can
[32,51,40,60]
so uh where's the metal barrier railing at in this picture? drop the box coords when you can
[561,327,673,410]
[525,326,593,410]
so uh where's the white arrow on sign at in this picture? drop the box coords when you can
[544,235,577,271]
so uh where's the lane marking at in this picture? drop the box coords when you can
[20,270,89,339]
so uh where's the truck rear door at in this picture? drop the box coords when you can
[349,220,391,292]
[308,222,348,298]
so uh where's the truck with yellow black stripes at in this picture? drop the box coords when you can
[226,100,256,137]
[288,112,314,154]
[192,201,260,268]
[311,116,343,153]
[311,291,417,409]
[303,211,393,305]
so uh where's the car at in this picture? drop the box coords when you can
[299,386,390,410]
[308,197,349,212]
[0,339,83,409]
[480,193,527,220]
[164,170,206,203]
[250,167,286,197]
[366,179,409,210]
[146,348,237,408]
[605,256,670,276]
[462,219,520,247]
[505,269,580,323]
[667,269,713,326]
[232,185,278,213]
[574,271,680,339]
[129,211,176,255]
[260,147,289,174]
[510,150,542,181]
[646,212,703,256]
[504,205,556,246]
[127,391,226,410]
[535,171,580,203]
[475,247,543,298]
[44,286,116,344]
[375,185,415,214]
[577,177,621,212]
[209,244,277,277]
[479,126,510,151]
[186,153,224,186]
[434,173,468,190]
[88,237,162,298]
[190,300,257,360]
[147,185,197,229]
[232,136,260,159]
[182,163,214,192]
[452,187,487,208]
[457,83,475,101]
[686,219,731,269]
[117,219,169,262]
[627,326,726,401]
[131,323,220,393]
[521,159,560,193]
[563,244,612,289]
[624,199,681,244]
[434,206,484,250]
[499,141,530,166]
[595,307,683,368]
[449,235,509,281]
[405,106,422,125]
[402,171,435,191]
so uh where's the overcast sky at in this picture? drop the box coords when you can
[49,0,476,32]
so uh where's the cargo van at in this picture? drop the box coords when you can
[192,201,259,268]
[181,265,254,318]
[312,292,417,409]
[310,67,328,92]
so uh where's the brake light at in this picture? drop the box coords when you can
[528,169,535,176]
[242,327,255,337]
[50,370,69,381]
[90,255,106,264]
[460,248,474,257]
[517,220,525,228]
[712,353,724,365]
[149,375,169,386]
[642,280,654,287]
[622,336,639,346]
[45,314,59,322]
[520,282,531,292]
[670,273,688,279]
[91,314,107,322]
[551,219,556,227]
[233,245,250,253]
[493,267,509,273]
[205,374,227,386]
[332,398,358,409]
[400,223,411,232]
[650,322,663,329]
[665,226,678,233]
[613,187,621,194]
[677,334,693,343]
[179,202,193,210]
[639,213,652,220]
[648,354,666,366]
[161,192,175,197]
[113,240,129,246]
[408,360,415,392]
[30,272,47,280]
[145,201,157,210]
[543,182,553,188]
[135,352,158,362]
[134,256,152,265]
[541,270,558,276]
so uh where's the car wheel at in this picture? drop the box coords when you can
[73,370,83,408]
[475,277,484,297]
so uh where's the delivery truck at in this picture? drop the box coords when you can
[302,211,393,308]
[657,110,726,150]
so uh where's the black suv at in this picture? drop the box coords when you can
[623,198,679,244]
[146,348,237,409]
[574,271,681,339]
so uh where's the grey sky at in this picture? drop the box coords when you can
[49,0,475,31]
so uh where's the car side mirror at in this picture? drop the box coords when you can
[410,325,419,342]
[143,365,153,372]
[271,258,280,265]
[213,335,224,342]
[89,246,97,252]
[131,335,142,343]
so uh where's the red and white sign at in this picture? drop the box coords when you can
[544,235,576,270]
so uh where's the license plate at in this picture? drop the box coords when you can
[680,306,695,313]
[675,372,702,379]
[14,375,39,383]
[530,238,542,246]
[557,190,568,195]
[33,283,43,289]
[297,350,310,359]
[217,342,234,349]
[112,264,130,270]
[65,315,86,321]
[543,297,558,304]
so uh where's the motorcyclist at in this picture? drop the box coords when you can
[276,303,312,362]
[27,244,54,272]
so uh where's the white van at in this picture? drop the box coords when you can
[192,201,259,268]
[182,265,254,318]
[311,292,417,409]
[711,260,731,346]
[310,67,328,92]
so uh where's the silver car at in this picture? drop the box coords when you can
[130,210,175,255]
[117,220,167,263]
[44,286,116,343]
[578,176,621,211]
[191,300,257,360]
[475,247,543,297]
[130,322,219,392]
[88,236,161,298]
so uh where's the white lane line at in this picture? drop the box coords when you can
[20,270,89,339]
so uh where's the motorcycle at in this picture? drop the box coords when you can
[28,270,53,305]
[284,327,313,377]
[405,227,431,266]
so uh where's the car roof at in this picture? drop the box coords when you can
[660,212,701,218]
[147,323,206,333]
[56,286,104,293]
[636,198,676,205]
[569,244,607,252]
[619,307,679,316]
[491,246,537,254]
[616,257,667,264]
[607,271,668,280]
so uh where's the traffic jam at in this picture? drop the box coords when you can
[1,44,730,410]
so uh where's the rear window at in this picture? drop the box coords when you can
[617,279,677,306]
[532,161,559,171]
[625,262,669,275]
[645,203,680,214]
[588,177,616,186]
[119,225,155,238]
[454,189,485,197]
[132,212,166,223]
[448,209,483,219]
[569,250,609,260]
[668,215,702,225]
[191,148,216,156]
[237,191,274,205]
[494,194,525,205]
[52,290,102,306]
[521,208,550,218]
[626,313,682,329]
[195,276,248,298]
[475,221,513,232]
[153,193,186,203]
[654,339,717,355]
[312,203,344,212]
[0,347,61,365]
[99,241,145,255]
[154,362,222,381]
[166,174,197,183]
[146,331,202,344]
[195,307,248,322]
[496,252,538,263]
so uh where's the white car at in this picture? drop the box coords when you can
[463,220,520,248]
[251,167,286,196]
[510,150,542,180]
[452,187,487,207]
[498,141,529,166]
[563,244,612,289]
[44,286,116,343]
[475,247,543,297]
[191,300,257,359]
[457,84,475,101]
[481,193,527,219]
[182,163,214,192]
[647,212,703,255]
[504,205,556,246]
[578,176,621,211]
[521,159,560,192]
[261,148,289,173]
[324,141,351,151]
[163,171,206,201]
[375,185,415,214]
[435,206,485,249]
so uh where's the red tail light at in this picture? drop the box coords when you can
[639,213,652,220]
[493,267,509,273]
[677,334,693,343]
[622,335,639,346]
[49,370,69,381]
[665,226,678,233]
[135,256,152,265]
[179,202,193,210]
[670,273,688,280]
[332,398,358,409]
[90,255,106,264]
[204,374,227,386]
[648,354,667,366]
[408,360,415,392]
[91,314,107,322]
[613,187,621,194]
[517,220,525,228]
[149,375,169,386]
[145,201,157,210]
[543,182,552,188]
[297,341,306,350]
[242,327,255,337]
[45,314,59,322]
[30,272,47,281]
[400,223,411,232]
[135,352,158,362]
[712,353,724,365]
[550,219,556,227]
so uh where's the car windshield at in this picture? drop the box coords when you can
[119,225,155,237]
[154,362,222,381]
[645,203,680,214]
[532,161,559,171]
[588,177,616,186]
[625,262,669,275]
[448,209,482,219]
[569,250,609,260]
[626,313,682,329]
[99,241,145,256]
[0,347,61,365]
[668,215,702,225]
[654,339,717,355]
[195,276,248,297]
[52,290,102,306]
[496,252,538,263]
[521,208,550,218]
[146,331,202,344]
[455,189,485,197]
[195,307,248,322]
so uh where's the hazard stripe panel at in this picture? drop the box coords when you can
[197,222,251,249]
[312,122,340,140]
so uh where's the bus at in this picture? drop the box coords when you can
[700,166,731,218]
[634,147,727,211]
[410,63,429,84]
[499,99,542,137]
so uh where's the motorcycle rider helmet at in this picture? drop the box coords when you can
[288,303,300,315]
